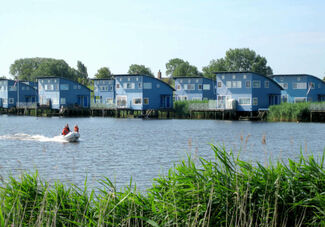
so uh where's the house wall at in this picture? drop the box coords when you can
[115,75,174,110]
[142,76,173,110]
[38,78,90,109]
[271,75,325,103]
[59,78,91,108]
[216,72,282,111]
[93,79,115,104]
[174,77,216,101]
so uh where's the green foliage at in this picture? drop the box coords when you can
[174,100,208,117]
[94,67,113,79]
[2,146,325,226]
[9,58,86,82]
[268,102,311,122]
[128,64,154,77]
[202,48,273,79]
[166,58,199,77]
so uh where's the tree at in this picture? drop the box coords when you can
[76,61,89,85]
[128,64,154,77]
[9,58,79,81]
[94,67,113,79]
[165,58,199,77]
[202,48,273,79]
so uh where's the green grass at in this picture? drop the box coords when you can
[1,145,325,226]
[268,102,311,122]
[174,100,209,117]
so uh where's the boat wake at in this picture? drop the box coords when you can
[0,133,68,143]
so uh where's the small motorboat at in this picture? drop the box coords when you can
[62,132,80,142]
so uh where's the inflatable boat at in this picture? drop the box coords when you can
[62,132,80,142]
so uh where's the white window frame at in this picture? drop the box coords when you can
[293,82,307,89]
[252,97,258,106]
[106,98,113,104]
[116,95,127,107]
[238,97,251,105]
[294,97,307,103]
[226,81,231,88]
[132,98,142,105]
[217,82,222,88]
[177,84,181,90]
[9,98,14,104]
[264,81,269,88]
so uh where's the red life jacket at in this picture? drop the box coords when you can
[62,127,69,136]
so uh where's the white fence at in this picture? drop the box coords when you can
[16,102,37,108]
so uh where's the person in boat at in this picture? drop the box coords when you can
[74,125,79,133]
[62,124,70,136]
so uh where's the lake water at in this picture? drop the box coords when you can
[0,115,324,191]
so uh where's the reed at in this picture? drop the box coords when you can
[268,102,311,122]
[174,100,208,118]
[1,145,325,226]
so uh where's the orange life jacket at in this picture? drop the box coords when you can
[62,127,69,136]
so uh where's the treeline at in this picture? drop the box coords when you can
[7,48,273,86]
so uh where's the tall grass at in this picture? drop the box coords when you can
[174,100,208,117]
[1,145,325,226]
[268,102,311,122]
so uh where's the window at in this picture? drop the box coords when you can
[243,74,247,79]
[318,83,321,89]
[60,98,66,105]
[116,84,120,89]
[179,96,187,101]
[232,75,236,79]
[185,84,195,90]
[309,82,315,89]
[180,79,183,83]
[246,81,251,88]
[203,84,210,90]
[133,98,142,105]
[128,77,130,81]
[297,77,301,81]
[222,75,225,79]
[279,83,288,89]
[144,83,152,89]
[196,79,199,83]
[252,81,261,88]
[9,98,14,104]
[60,84,69,90]
[264,81,269,88]
[231,81,242,88]
[177,84,181,90]
[44,84,54,91]
[144,98,149,105]
[294,97,306,103]
[226,81,231,88]
[238,97,251,105]
[253,97,258,105]
[138,83,142,89]
[116,96,127,107]
[156,84,160,88]
[293,82,307,89]
[136,77,138,81]
[217,82,222,88]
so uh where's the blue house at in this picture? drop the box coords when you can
[270,74,325,103]
[92,78,115,107]
[0,79,37,108]
[174,76,216,101]
[215,72,283,111]
[38,77,91,109]
[114,74,174,110]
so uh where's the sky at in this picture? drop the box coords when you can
[0,0,325,79]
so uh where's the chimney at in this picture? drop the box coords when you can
[157,70,162,79]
